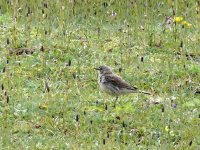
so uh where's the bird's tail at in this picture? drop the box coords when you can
[138,90,151,95]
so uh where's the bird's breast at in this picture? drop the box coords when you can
[98,75,107,90]
[98,74,105,84]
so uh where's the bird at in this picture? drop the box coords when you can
[94,65,151,107]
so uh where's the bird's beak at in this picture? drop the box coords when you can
[94,67,100,70]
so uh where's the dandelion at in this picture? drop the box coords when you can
[173,17,183,23]
[39,104,48,110]
[186,23,192,27]
[181,21,192,27]
[169,130,175,136]
[173,16,192,28]
[165,126,169,132]
[181,21,187,25]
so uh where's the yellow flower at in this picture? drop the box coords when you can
[39,104,48,110]
[181,21,192,27]
[173,17,183,23]
[165,126,170,132]
[169,131,175,136]
[186,23,192,27]
[181,21,187,25]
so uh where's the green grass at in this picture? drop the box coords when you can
[0,0,200,149]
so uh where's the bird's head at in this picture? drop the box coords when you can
[94,65,113,75]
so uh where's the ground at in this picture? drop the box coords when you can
[0,0,200,149]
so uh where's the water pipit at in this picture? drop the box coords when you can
[94,65,150,107]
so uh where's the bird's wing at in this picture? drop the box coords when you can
[104,74,138,91]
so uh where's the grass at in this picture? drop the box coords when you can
[0,0,200,149]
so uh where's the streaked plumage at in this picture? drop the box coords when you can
[95,65,150,96]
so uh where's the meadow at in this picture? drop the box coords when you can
[0,0,200,149]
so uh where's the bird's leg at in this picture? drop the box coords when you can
[113,97,118,108]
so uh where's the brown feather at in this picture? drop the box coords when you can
[105,74,138,91]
